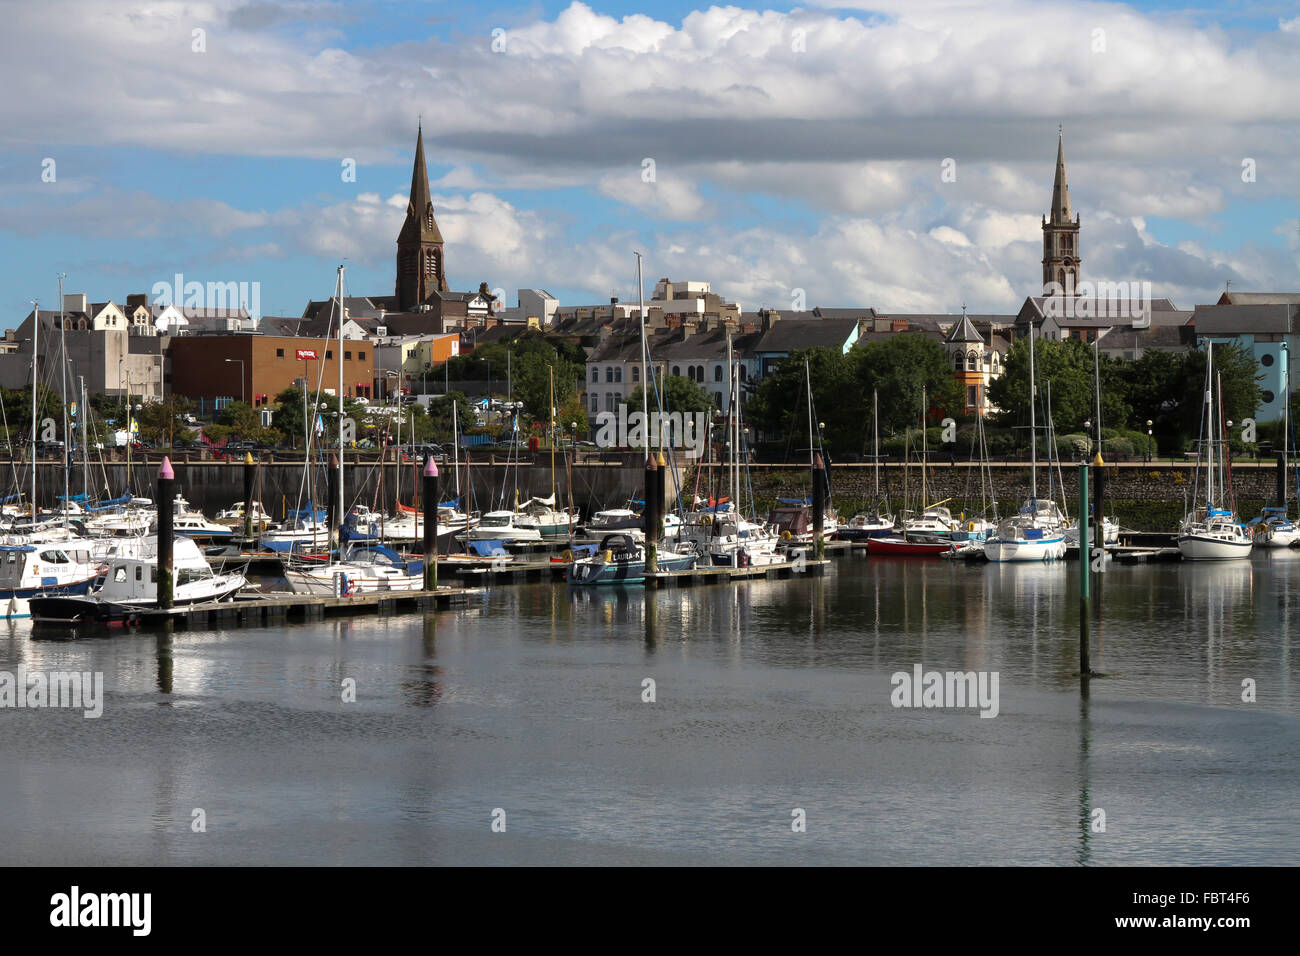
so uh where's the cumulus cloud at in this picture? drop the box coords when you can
[1,0,1298,314]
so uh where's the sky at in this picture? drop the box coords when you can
[1,0,1298,322]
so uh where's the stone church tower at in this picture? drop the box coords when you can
[395,124,449,311]
[1042,131,1081,294]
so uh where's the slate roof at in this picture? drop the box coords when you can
[752,318,859,353]
[1192,304,1298,336]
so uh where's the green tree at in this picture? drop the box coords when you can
[423,391,479,444]
[988,336,1095,436]
[746,348,862,455]
[854,334,964,437]
[134,395,194,448]
[271,386,308,448]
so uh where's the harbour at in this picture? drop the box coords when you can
[3,551,1296,866]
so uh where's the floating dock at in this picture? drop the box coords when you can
[66,586,483,632]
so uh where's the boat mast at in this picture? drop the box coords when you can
[549,364,556,505]
[1205,345,1215,512]
[728,326,736,509]
[80,375,89,503]
[59,273,69,529]
[452,399,460,497]
[30,297,38,519]
[1093,336,1103,459]
[873,389,880,506]
[636,251,648,461]
[337,265,346,545]
[921,384,928,507]
[1028,321,1038,505]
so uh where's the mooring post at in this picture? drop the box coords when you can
[1078,462,1091,689]
[423,457,438,591]
[812,452,826,561]
[328,453,340,548]
[242,452,255,540]
[644,454,659,574]
[157,457,175,611]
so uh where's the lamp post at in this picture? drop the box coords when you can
[1084,420,1092,461]
[224,358,245,404]
[1146,419,1153,463]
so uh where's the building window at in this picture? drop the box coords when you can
[591,395,598,412]
[714,366,723,382]
[954,354,963,371]
[1263,390,1276,404]
[344,351,352,360]
[614,367,622,383]
[592,367,599,382]
[605,368,614,383]
[1262,353,1275,367]
[358,351,366,361]
[672,365,680,377]
[326,350,333,359]
[713,392,723,408]
[968,385,978,407]
[696,365,704,380]
[276,348,285,358]
[606,393,617,412]
[687,367,695,382]
[966,351,977,371]
[632,366,639,382]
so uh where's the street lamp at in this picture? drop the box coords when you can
[1146,419,1153,463]
[1084,420,1092,460]
[224,358,245,404]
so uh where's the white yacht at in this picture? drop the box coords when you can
[282,544,425,596]
[28,536,245,624]
[467,510,542,543]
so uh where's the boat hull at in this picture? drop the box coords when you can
[567,552,695,585]
[983,536,1067,563]
[1177,534,1254,560]
[29,577,245,625]
[865,536,958,557]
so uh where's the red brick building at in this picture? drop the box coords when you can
[168,334,375,408]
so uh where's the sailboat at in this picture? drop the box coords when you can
[841,389,895,540]
[515,367,580,536]
[984,323,1068,562]
[1177,346,1252,560]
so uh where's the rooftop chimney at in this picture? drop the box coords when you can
[64,293,87,315]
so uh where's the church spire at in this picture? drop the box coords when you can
[396,123,448,310]
[1041,127,1081,294]
[1050,128,1072,224]
[400,123,442,244]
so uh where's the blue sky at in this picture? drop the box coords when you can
[2,0,1298,322]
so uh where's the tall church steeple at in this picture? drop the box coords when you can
[396,123,448,311]
[1042,128,1081,294]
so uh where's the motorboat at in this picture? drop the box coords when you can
[467,510,542,543]
[0,541,103,620]
[29,536,246,625]
[566,533,696,586]
[282,544,425,596]
[837,511,895,541]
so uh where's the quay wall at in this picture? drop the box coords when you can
[20,458,1295,530]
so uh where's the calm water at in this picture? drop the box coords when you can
[2,551,1297,866]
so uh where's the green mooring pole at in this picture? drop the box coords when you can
[1078,462,1091,688]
